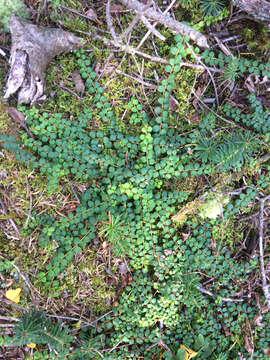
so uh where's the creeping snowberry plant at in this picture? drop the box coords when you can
[0,35,270,359]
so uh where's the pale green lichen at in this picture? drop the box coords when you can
[198,193,229,219]
[172,192,230,224]
[0,0,29,32]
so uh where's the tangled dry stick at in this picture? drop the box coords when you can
[118,0,209,48]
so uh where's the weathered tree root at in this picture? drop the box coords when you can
[3,14,85,104]
[233,0,270,23]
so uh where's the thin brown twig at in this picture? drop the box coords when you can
[118,11,142,41]
[90,31,222,72]
[6,219,20,237]
[74,26,218,73]
[229,186,265,197]
[140,15,166,41]
[61,5,96,21]
[0,229,19,241]
[70,184,80,203]
[193,94,245,130]
[47,313,94,326]
[80,310,113,328]
[24,176,33,228]
[213,35,232,56]
[226,186,270,308]
[0,196,20,237]
[197,285,244,302]
[4,201,29,218]
[0,255,40,297]
[186,42,219,107]
[0,316,18,322]
[57,83,82,99]
[9,262,35,296]
[257,195,270,310]
[6,107,34,139]
[115,69,156,87]
[146,339,169,352]
[238,207,270,222]
[60,6,110,35]
[136,0,177,50]
[111,0,160,43]
[101,342,134,352]
[106,0,119,43]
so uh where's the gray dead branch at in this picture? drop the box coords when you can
[3,14,85,105]
[118,0,209,48]
[233,0,270,23]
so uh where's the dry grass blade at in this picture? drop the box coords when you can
[257,195,270,310]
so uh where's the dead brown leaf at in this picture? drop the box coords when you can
[192,87,203,109]
[169,96,178,111]
[253,313,265,327]
[188,114,201,123]
[118,262,128,275]
[244,334,254,355]
[95,57,117,76]
[110,4,124,13]
[210,237,218,256]
[245,75,255,93]
[0,170,8,180]
[71,69,85,95]
[255,292,269,313]
[221,323,231,336]
[182,232,190,241]
[5,279,14,288]
[243,319,254,356]
[85,8,102,25]
[6,106,34,138]
[238,354,246,360]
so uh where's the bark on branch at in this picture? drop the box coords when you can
[118,0,209,48]
[233,0,270,23]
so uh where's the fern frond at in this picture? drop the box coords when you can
[200,0,226,16]
[196,132,257,170]
[14,309,45,345]
[195,137,214,163]
[14,309,73,350]
[43,320,73,351]
[99,215,130,256]
[223,56,240,81]
[215,133,256,170]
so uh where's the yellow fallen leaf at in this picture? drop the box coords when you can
[172,199,202,225]
[27,343,36,349]
[74,320,82,328]
[5,288,21,303]
[180,345,198,360]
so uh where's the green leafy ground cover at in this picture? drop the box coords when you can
[0,1,270,359]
